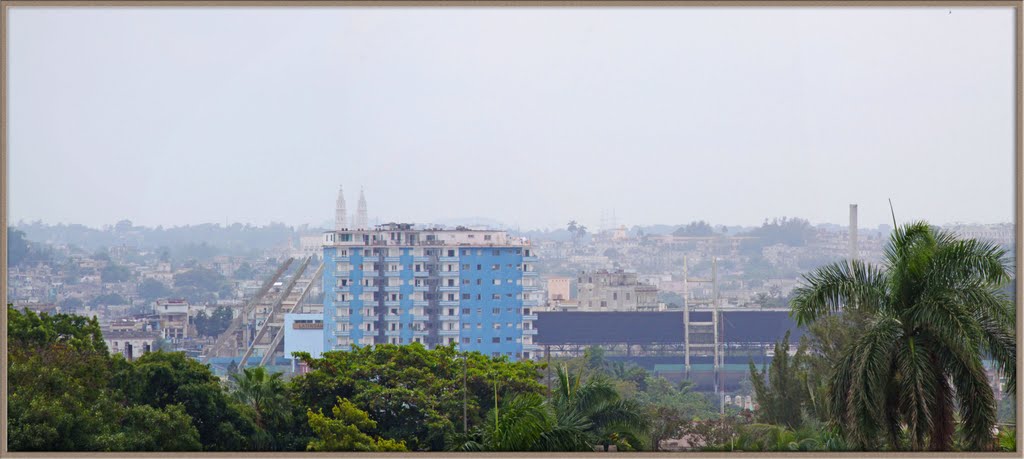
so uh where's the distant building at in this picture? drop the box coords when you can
[321,223,540,360]
[547,277,572,301]
[104,329,160,360]
[284,313,325,370]
[576,269,659,312]
[155,299,194,340]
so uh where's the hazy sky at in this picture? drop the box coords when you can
[8,6,1015,231]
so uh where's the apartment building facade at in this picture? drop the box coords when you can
[321,224,541,360]
[576,269,659,311]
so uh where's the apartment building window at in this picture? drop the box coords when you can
[477,308,482,314]
[463,337,470,344]
[491,264,500,270]
[462,308,470,314]
[492,338,500,344]
[492,249,500,255]
[476,279,482,285]
[505,337,513,342]
[462,293,471,300]
[449,338,456,345]
[493,279,501,285]
[492,294,501,300]
[365,324,372,331]
[485,235,492,241]
[462,264,470,270]
[462,250,469,256]
[415,264,421,272]
[613,293,618,300]
[447,279,456,286]
[447,293,456,301]
[477,338,483,344]
[476,323,482,329]
[463,323,470,329]
[390,308,398,315]
[476,264,482,270]
[601,301,607,308]
[506,322,513,328]
[493,323,501,329]
[476,294,482,300]
[462,279,470,285]
[448,308,455,315]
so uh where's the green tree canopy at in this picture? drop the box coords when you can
[292,344,545,451]
[306,397,407,452]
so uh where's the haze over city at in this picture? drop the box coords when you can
[8,7,1014,230]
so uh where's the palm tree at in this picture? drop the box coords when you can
[230,366,289,449]
[449,365,648,452]
[450,392,591,452]
[552,364,649,451]
[791,221,1016,451]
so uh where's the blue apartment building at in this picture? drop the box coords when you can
[321,223,541,360]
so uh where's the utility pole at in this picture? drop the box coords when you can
[463,353,468,434]
[546,345,552,396]
[683,256,690,378]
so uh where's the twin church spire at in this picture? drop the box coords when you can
[335,185,368,231]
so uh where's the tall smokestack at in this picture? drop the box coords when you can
[849,204,859,261]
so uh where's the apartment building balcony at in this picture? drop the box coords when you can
[385,271,402,277]
[384,285,402,293]
[335,301,353,308]
[412,329,430,336]
[440,300,460,307]
[413,300,429,307]
[383,314,403,321]
[413,271,429,277]
[384,256,401,262]
[439,285,459,292]
[522,271,539,277]
[439,270,460,276]
[383,300,402,307]
[523,256,539,262]
[439,256,459,262]
[439,315,460,321]
[334,270,351,277]
[384,329,402,336]
[412,314,429,322]
[522,299,541,307]
[439,329,460,336]
[336,285,352,292]
[413,256,430,262]
[335,330,352,337]
[522,284,541,291]
[523,343,542,351]
[523,314,538,321]
[523,328,538,335]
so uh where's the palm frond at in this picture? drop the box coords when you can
[940,346,997,451]
[843,314,902,449]
[895,335,936,450]
[790,259,889,326]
